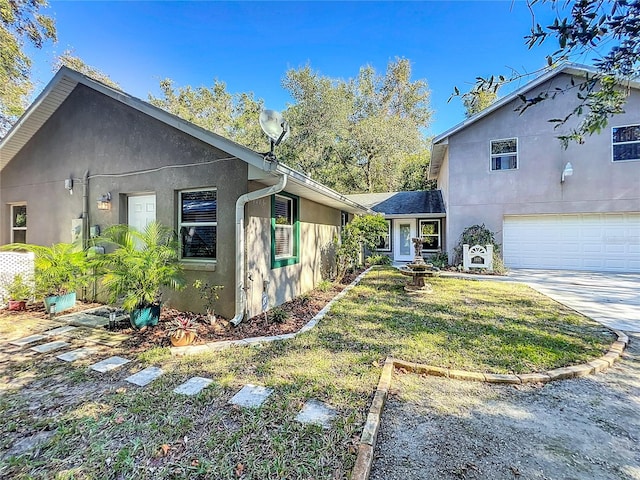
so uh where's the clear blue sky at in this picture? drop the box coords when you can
[27,1,588,136]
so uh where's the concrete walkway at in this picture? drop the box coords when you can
[506,269,640,333]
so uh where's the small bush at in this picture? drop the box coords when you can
[298,292,311,305]
[428,252,449,268]
[366,254,392,266]
[453,224,500,265]
[492,252,508,275]
[269,307,289,324]
[317,280,333,292]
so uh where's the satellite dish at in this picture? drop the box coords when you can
[259,110,290,146]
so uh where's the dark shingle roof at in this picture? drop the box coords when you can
[346,190,445,215]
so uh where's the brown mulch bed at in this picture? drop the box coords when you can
[119,269,364,351]
[121,283,347,351]
[1,270,364,352]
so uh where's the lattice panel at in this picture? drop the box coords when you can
[0,251,35,302]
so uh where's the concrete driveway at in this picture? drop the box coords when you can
[505,269,640,333]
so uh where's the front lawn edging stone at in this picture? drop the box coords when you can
[351,329,629,480]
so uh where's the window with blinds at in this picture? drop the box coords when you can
[274,195,293,258]
[271,193,299,268]
[179,189,217,260]
[490,138,518,171]
[612,125,640,162]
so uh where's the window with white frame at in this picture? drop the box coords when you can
[490,138,518,170]
[419,219,441,251]
[179,189,217,260]
[11,204,27,243]
[376,220,391,251]
[274,195,293,258]
[612,125,640,162]
[272,193,299,268]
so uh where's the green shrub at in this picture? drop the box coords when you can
[298,292,311,305]
[317,280,333,292]
[335,214,389,282]
[366,254,392,266]
[269,307,289,324]
[453,224,500,265]
[428,251,449,268]
[2,242,90,297]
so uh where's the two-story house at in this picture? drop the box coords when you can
[430,64,640,273]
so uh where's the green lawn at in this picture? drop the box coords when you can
[0,267,614,479]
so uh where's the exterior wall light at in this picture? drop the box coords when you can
[97,192,112,210]
[561,162,574,183]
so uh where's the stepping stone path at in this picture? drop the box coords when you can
[57,347,98,362]
[90,356,130,373]
[125,366,164,387]
[5,315,339,431]
[295,399,337,429]
[44,325,77,336]
[30,340,70,353]
[66,312,110,328]
[229,384,273,408]
[173,376,213,396]
[9,334,48,347]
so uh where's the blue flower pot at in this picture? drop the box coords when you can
[44,292,76,314]
[130,304,161,329]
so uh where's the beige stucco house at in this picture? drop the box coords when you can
[0,67,371,320]
[429,64,640,273]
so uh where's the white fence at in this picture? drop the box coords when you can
[0,251,35,302]
[463,244,493,272]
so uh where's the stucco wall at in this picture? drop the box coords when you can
[440,73,640,257]
[245,189,339,319]
[0,84,248,316]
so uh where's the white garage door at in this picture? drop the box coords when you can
[503,213,640,273]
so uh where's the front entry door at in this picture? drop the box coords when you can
[127,194,156,232]
[394,220,415,262]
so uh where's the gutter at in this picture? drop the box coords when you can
[230,173,288,326]
[274,162,373,214]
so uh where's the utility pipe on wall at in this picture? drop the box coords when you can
[81,170,90,249]
[230,173,288,326]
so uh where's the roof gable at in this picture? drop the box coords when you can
[0,67,370,214]
[428,63,640,180]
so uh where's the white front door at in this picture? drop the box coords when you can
[127,194,156,232]
[394,220,415,262]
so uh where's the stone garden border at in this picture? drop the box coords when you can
[350,329,629,480]
[170,267,373,356]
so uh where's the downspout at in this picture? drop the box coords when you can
[230,173,288,326]
[81,170,90,249]
[81,170,90,302]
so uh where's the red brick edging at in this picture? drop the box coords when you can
[350,330,629,480]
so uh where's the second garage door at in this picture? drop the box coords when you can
[503,213,640,273]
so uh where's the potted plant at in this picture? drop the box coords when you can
[166,315,198,347]
[94,222,185,329]
[3,274,34,311]
[1,243,89,313]
[192,280,223,324]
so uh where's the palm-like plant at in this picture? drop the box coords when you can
[1,242,89,297]
[94,222,185,312]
